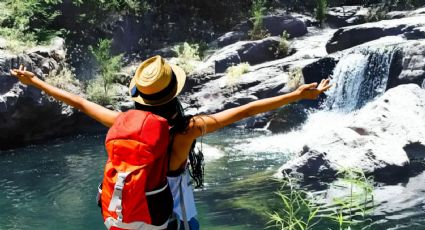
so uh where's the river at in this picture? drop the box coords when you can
[1,126,424,230]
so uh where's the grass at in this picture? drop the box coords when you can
[286,67,303,90]
[45,67,83,96]
[268,168,375,230]
[276,31,290,57]
[225,62,250,87]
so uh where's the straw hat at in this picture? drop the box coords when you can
[129,55,186,106]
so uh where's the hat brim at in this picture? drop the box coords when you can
[129,64,186,106]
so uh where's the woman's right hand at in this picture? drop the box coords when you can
[296,78,332,100]
[10,65,39,86]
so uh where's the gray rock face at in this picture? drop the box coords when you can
[326,5,370,28]
[326,15,425,53]
[183,58,297,115]
[278,84,425,181]
[388,40,425,89]
[0,38,102,150]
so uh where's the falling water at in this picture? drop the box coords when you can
[326,46,398,112]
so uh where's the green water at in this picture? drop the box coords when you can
[1,129,425,230]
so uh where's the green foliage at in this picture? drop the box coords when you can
[268,168,375,230]
[249,0,269,40]
[315,0,328,27]
[0,0,62,50]
[88,39,123,105]
[172,42,201,74]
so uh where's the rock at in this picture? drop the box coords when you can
[387,40,425,89]
[215,31,249,48]
[0,37,103,150]
[231,14,308,39]
[199,37,283,74]
[326,15,425,53]
[302,56,339,84]
[326,5,370,28]
[385,7,425,19]
[151,46,179,58]
[182,58,306,115]
[278,84,425,181]
[261,15,308,37]
[267,104,309,133]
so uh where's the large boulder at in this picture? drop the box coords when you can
[182,58,302,115]
[214,14,308,49]
[261,15,308,37]
[278,84,425,181]
[198,37,283,74]
[0,38,103,150]
[326,15,425,53]
[326,5,370,28]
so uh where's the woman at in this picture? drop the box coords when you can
[10,55,331,229]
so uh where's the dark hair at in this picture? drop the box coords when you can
[134,97,189,133]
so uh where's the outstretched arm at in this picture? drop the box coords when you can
[10,65,120,127]
[186,79,332,138]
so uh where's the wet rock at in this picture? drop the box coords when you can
[278,84,425,181]
[326,15,425,53]
[302,56,339,84]
[267,104,309,133]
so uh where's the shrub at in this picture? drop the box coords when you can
[86,79,121,106]
[45,67,83,95]
[286,67,303,90]
[0,0,62,48]
[249,0,269,40]
[88,39,123,105]
[172,42,201,74]
[225,62,250,87]
[315,0,328,27]
[276,31,291,57]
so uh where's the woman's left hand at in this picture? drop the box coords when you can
[296,78,332,100]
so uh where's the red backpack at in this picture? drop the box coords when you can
[99,110,173,230]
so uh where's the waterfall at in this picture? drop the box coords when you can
[325,46,398,112]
